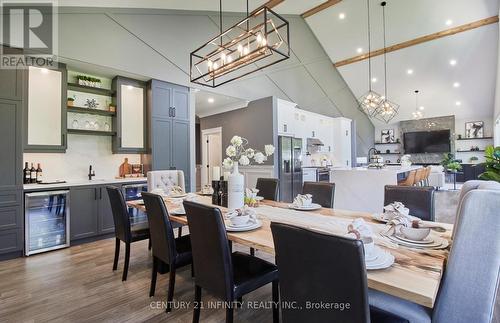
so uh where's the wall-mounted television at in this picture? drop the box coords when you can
[403,130,451,153]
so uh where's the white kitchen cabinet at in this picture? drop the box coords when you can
[332,117,352,167]
[277,99,297,136]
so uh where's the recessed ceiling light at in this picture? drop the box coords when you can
[339,13,346,20]
[455,101,461,106]
[407,69,414,75]
[453,82,460,88]
[449,59,457,66]
[445,19,453,26]
[207,97,215,103]
[371,77,377,83]
[356,47,363,53]
[419,106,425,111]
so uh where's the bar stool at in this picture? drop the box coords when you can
[397,170,416,186]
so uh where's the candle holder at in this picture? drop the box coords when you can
[212,180,221,206]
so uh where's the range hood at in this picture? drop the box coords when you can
[307,138,324,146]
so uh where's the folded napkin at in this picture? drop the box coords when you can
[293,194,313,207]
[345,218,373,240]
[226,205,257,223]
[168,186,184,196]
[245,188,259,199]
[382,202,417,236]
[383,201,410,218]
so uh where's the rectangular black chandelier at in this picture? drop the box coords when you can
[190,7,290,88]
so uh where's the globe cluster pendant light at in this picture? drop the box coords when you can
[412,90,424,119]
[190,0,290,88]
[373,1,399,124]
[358,0,384,116]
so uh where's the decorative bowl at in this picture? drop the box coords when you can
[399,227,431,241]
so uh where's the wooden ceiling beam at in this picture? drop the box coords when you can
[254,0,284,13]
[334,15,499,67]
[301,0,342,19]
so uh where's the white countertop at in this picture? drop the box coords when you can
[330,165,421,173]
[24,177,147,191]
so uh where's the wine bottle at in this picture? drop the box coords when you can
[23,162,30,184]
[30,163,36,184]
[36,163,43,184]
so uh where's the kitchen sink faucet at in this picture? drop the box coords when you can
[88,165,95,180]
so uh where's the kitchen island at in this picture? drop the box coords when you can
[330,165,422,213]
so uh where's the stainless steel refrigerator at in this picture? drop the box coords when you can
[278,136,303,202]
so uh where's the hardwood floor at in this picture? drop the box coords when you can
[0,238,275,323]
[1,236,498,322]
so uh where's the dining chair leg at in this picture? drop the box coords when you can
[122,243,130,281]
[226,306,234,323]
[193,285,202,323]
[272,280,280,323]
[112,238,120,271]
[191,262,195,278]
[237,297,242,308]
[149,257,158,297]
[250,247,255,256]
[178,227,182,237]
[166,266,176,312]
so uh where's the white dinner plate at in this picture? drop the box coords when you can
[225,220,262,232]
[387,234,448,249]
[394,234,434,245]
[169,193,188,198]
[366,248,395,270]
[289,203,322,211]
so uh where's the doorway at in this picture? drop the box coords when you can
[201,127,222,187]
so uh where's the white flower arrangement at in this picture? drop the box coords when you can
[223,136,275,169]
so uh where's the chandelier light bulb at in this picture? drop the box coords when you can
[243,47,249,55]
[226,55,233,63]
[256,34,262,44]
[213,62,218,70]
[220,53,226,64]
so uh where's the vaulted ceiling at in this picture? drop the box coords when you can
[60,0,499,126]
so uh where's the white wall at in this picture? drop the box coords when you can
[495,7,500,145]
[24,135,141,181]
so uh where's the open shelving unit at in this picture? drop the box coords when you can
[374,142,401,145]
[67,106,115,116]
[67,83,115,96]
[67,129,116,136]
[456,137,493,141]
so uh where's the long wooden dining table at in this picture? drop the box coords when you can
[127,195,453,309]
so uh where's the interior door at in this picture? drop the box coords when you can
[202,131,222,186]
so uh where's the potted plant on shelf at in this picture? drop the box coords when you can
[478,146,500,182]
[469,156,479,164]
[222,136,275,210]
[67,97,75,107]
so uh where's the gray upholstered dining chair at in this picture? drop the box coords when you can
[147,170,185,193]
[369,180,500,323]
[147,170,185,237]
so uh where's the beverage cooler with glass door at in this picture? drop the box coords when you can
[24,190,70,256]
[122,183,148,226]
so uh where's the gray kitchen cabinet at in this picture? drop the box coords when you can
[152,118,172,170]
[24,64,67,153]
[70,186,99,240]
[97,185,120,234]
[0,56,24,259]
[172,120,190,182]
[112,76,147,154]
[149,80,191,189]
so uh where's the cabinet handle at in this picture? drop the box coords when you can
[100,187,102,200]
[312,131,315,137]
[284,124,287,132]
[169,166,176,170]
[62,134,66,146]
[173,107,176,117]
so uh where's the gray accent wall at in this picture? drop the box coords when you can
[399,116,455,164]
[200,97,275,166]
[53,6,374,155]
